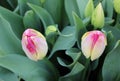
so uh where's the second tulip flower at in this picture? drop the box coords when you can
[81,30,107,61]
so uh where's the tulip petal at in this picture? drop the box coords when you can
[91,36,106,61]
[81,30,107,61]
[32,36,48,60]
[81,33,93,58]
[22,36,36,61]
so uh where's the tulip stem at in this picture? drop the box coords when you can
[81,58,90,81]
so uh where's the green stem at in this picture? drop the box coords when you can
[81,58,90,81]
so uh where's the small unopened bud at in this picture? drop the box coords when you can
[45,25,57,36]
[81,30,107,61]
[91,3,105,29]
[113,0,120,14]
[85,0,94,18]
[40,0,46,4]
[22,29,48,61]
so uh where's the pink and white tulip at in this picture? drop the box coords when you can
[81,30,107,61]
[21,29,48,61]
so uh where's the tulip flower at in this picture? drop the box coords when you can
[81,30,107,61]
[21,29,48,61]
[113,0,120,14]
[84,0,94,18]
[91,3,104,29]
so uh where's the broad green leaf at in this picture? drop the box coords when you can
[83,17,90,27]
[102,0,113,18]
[57,48,81,68]
[23,10,41,30]
[18,0,41,16]
[102,26,120,54]
[66,48,81,62]
[59,62,84,81]
[0,67,19,81]
[49,26,76,58]
[65,0,80,25]
[0,54,58,81]
[76,0,88,19]
[102,40,120,81]
[104,17,114,26]
[28,3,54,29]
[102,26,120,41]
[0,15,23,55]
[0,6,24,39]
[104,31,115,53]
[73,12,87,48]
[44,0,63,24]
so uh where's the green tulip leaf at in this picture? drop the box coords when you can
[23,10,41,30]
[44,0,63,24]
[57,48,81,68]
[102,0,113,18]
[105,31,115,53]
[0,67,19,81]
[0,54,58,81]
[28,3,54,29]
[18,0,41,16]
[65,0,80,25]
[0,6,24,39]
[103,26,120,42]
[73,12,87,48]
[49,26,76,58]
[59,62,84,81]
[102,40,120,81]
[0,15,23,55]
[104,17,114,26]
[76,0,88,19]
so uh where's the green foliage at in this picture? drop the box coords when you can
[28,3,54,29]
[0,54,58,81]
[23,10,41,30]
[49,26,76,58]
[0,6,24,39]
[0,15,23,54]
[0,0,120,81]
[65,0,80,25]
[18,0,41,16]
[102,41,120,81]
[73,12,87,48]
[0,67,19,81]
[43,0,63,24]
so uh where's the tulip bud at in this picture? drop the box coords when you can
[84,0,94,18]
[91,3,104,29]
[22,29,48,61]
[113,0,120,14]
[40,0,46,4]
[45,25,57,36]
[81,30,107,61]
